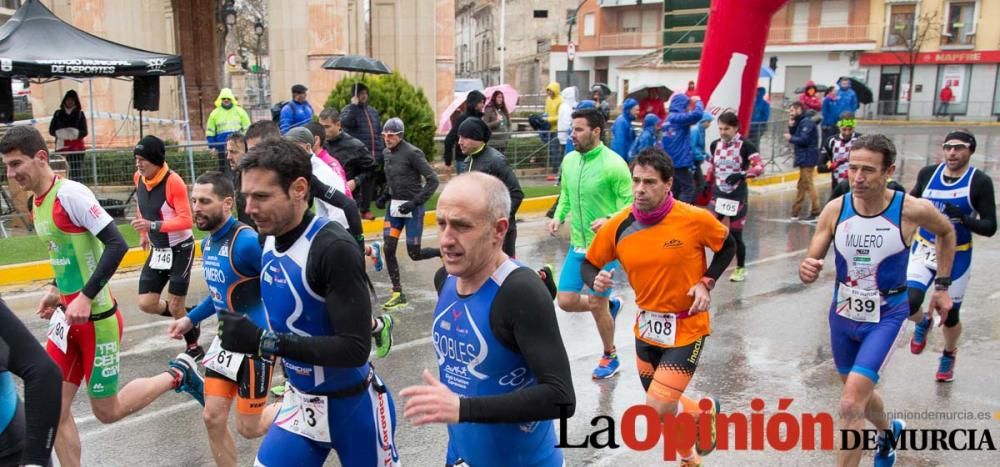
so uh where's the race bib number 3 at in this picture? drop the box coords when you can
[637,310,677,347]
[913,241,938,270]
[715,198,740,217]
[149,248,173,270]
[47,308,69,353]
[276,386,331,443]
[837,284,880,323]
[202,336,245,381]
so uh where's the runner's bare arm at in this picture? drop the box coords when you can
[800,198,841,283]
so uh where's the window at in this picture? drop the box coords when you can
[533,9,548,19]
[621,10,640,33]
[885,3,916,47]
[821,0,849,27]
[942,1,976,46]
[584,13,595,37]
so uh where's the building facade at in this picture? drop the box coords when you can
[554,0,876,107]
[455,0,579,93]
[860,0,1000,120]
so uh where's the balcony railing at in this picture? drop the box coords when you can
[768,24,872,45]
[598,31,662,49]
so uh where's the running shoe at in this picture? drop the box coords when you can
[538,264,557,300]
[373,315,394,359]
[609,297,622,322]
[370,241,384,272]
[789,215,800,221]
[168,353,205,406]
[592,354,620,380]
[182,321,205,360]
[936,350,956,382]
[802,214,818,223]
[382,292,408,310]
[270,381,289,397]
[874,418,905,467]
[696,396,721,456]
[910,316,930,354]
[729,267,747,282]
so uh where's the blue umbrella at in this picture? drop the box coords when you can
[759,66,775,79]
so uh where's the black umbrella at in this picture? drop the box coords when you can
[590,83,613,97]
[626,84,672,101]
[321,55,392,75]
[837,76,874,104]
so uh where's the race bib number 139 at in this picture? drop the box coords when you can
[837,284,880,323]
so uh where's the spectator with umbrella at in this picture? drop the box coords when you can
[340,82,384,220]
[443,90,487,174]
[483,88,512,154]
[591,83,612,121]
[837,77,859,114]
[798,80,822,112]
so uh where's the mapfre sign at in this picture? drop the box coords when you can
[860,50,1000,66]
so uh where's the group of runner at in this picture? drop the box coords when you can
[0,99,995,467]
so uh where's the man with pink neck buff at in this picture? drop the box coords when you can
[708,112,764,282]
[582,147,737,466]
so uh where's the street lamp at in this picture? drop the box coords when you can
[253,20,266,106]
[222,0,237,33]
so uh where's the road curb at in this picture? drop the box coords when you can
[0,195,561,287]
[859,119,1000,127]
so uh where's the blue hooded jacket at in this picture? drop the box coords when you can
[751,87,770,124]
[610,98,639,159]
[838,79,859,114]
[689,112,714,163]
[628,113,660,161]
[822,93,840,127]
[660,93,704,169]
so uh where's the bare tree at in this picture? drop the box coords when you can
[233,0,268,70]
[888,9,941,120]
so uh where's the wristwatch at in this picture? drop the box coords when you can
[259,331,280,357]
[699,277,716,291]
[150,221,161,232]
[933,277,952,291]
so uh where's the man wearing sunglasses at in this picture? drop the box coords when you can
[906,129,997,382]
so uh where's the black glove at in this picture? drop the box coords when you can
[725,173,746,186]
[375,192,390,210]
[942,203,966,224]
[397,201,415,215]
[219,313,264,355]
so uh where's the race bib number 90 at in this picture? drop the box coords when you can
[637,310,677,347]
[47,307,69,353]
[276,386,331,443]
[149,248,173,270]
[837,284,880,323]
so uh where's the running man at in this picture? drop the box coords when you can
[244,121,392,354]
[131,135,203,358]
[166,172,279,467]
[1,126,203,467]
[821,112,861,191]
[1,299,62,467]
[799,134,956,467]
[378,117,442,310]
[907,129,996,382]
[221,139,398,466]
[401,172,575,467]
[584,148,734,465]
[708,111,764,282]
[548,107,632,379]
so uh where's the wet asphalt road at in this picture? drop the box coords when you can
[3,124,1000,466]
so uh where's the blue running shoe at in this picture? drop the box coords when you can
[874,419,905,467]
[370,241,384,272]
[609,297,622,322]
[168,353,205,406]
[910,317,930,354]
[936,351,956,382]
[592,354,620,380]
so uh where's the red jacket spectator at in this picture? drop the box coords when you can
[799,80,823,112]
[939,84,954,104]
[638,90,667,121]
